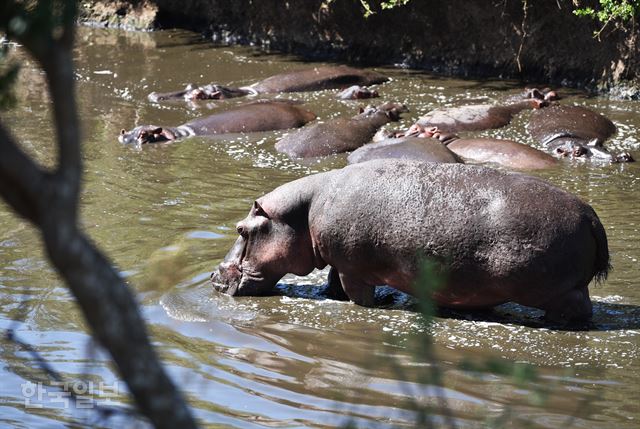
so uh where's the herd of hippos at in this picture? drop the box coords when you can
[120,65,635,325]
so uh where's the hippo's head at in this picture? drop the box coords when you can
[148,84,252,103]
[358,102,409,121]
[119,126,177,145]
[186,85,252,101]
[523,87,560,102]
[211,200,317,296]
[549,137,635,163]
[337,85,379,100]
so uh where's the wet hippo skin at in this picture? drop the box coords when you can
[149,65,389,102]
[119,100,317,145]
[212,159,609,324]
[415,99,543,133]
[445,137,558,170]
[347,137,462,164]
[275,102,408,158]
[528,104,633,162]
[372,125,557,170]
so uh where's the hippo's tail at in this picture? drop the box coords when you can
[588,206,611,284]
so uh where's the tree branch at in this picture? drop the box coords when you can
[0,122,47,223]
[0,1,199,427]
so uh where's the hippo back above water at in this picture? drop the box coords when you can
[119,100,317,145]
[415,99,543,133]
[249,65,389,93]
[527,104,633,162]
[147,65,388,102]
[275,102,407,158]
[347,137,462,164]
[212,160,609,324]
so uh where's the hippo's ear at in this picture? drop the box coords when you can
[253,201,270,219]
[358,106,365,114]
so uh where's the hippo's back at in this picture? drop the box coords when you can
[416,104,526,133]
[185,101,316,134]
[529,105,616,144]
[348,138,461,164]
[308,160,607,291]
[250,66,388,93]
[446,138,558,170]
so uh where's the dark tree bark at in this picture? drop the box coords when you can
[0,2,198,428]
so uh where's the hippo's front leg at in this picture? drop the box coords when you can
[336,271,376,307]
[323,267,349,301]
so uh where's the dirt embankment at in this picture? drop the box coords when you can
[80,0,640,99]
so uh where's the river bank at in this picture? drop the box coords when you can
[78,0,640,99]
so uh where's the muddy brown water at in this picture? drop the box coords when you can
[0,28,638,428]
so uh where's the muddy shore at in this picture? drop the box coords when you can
[80,0,639,98]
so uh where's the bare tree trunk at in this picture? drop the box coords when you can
[0,2,198,428]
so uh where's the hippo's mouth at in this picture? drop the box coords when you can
[210,244,246,296]
[210,268,241,295]
[210,237,272,296]
[211,265,270,296]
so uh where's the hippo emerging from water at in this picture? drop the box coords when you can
[211,160,609,323]
[275,102,408,158]
[528,104,634,162]
[148,65,389,102]
[119,100,316,145]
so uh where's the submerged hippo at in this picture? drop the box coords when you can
[506,87,560,104]
[119,100,316,145]
[423,128,558,170]
[415,98,545,133]
[337,85,379,100]
[148,84,251,102]
[211,160,609,323]
[347,137,461,164]
[528,104,634,162]
[373,125,557,170]
[275,102,408,158]
[149,65,389,102]
[444,137,559,170]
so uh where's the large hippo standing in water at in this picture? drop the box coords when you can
[148,65,389,102]
[211,160,609,323]
[528,104,634,162]
[119,100,316,145]
[275,102,408,158]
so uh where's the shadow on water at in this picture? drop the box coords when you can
[268,281,640,332]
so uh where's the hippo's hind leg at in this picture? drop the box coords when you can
[323,267,349,301]
[541,284,593,325]
[337,271,376,307]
